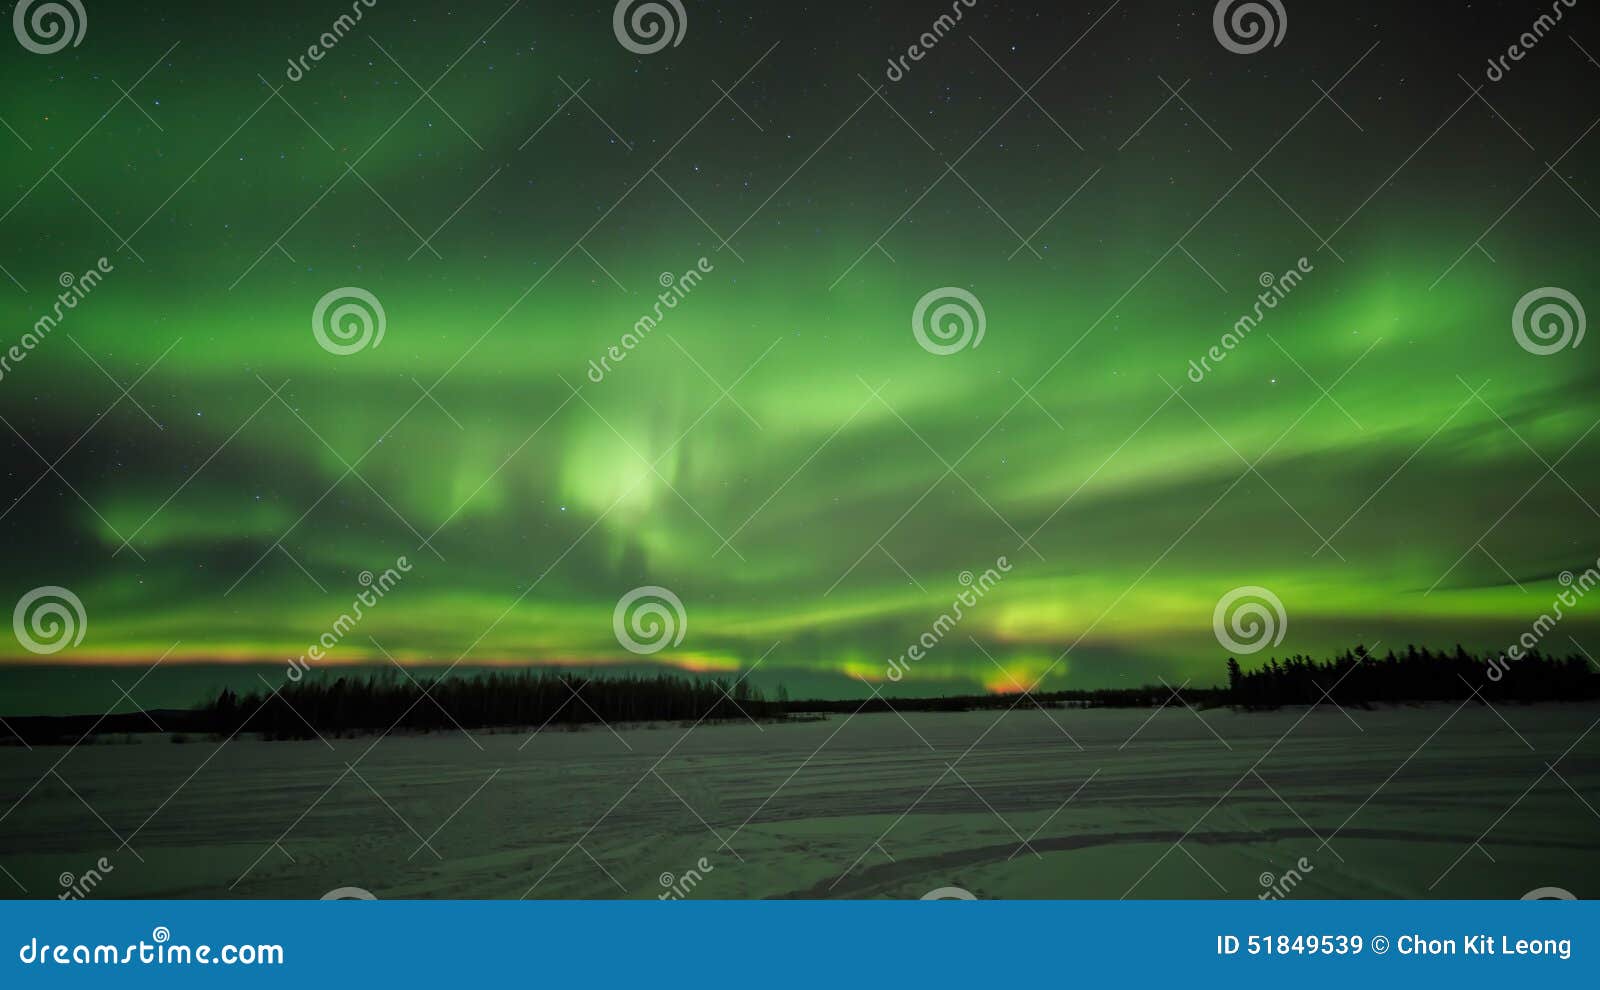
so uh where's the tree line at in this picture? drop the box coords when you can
[1222,644,1599,709]
[204,670,792,740]
[4,644,1595,745]
[212,644,1596,737]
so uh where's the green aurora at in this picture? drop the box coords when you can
[1,1,1598,709]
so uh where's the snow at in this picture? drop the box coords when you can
[2,704,1595,900]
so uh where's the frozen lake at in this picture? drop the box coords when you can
[2,704,1596,899]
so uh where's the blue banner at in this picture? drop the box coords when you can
[2,900,1591,987]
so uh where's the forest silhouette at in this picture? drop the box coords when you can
[4,645,1596,744]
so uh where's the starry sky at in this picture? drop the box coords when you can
[2,0,1598,712]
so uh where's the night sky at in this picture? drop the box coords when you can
[2,0,1598,711]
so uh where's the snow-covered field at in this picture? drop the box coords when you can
[2,704,1596,899]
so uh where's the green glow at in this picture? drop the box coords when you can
[2,1,1597,706]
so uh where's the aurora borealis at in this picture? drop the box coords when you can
[2,0,1598,710]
